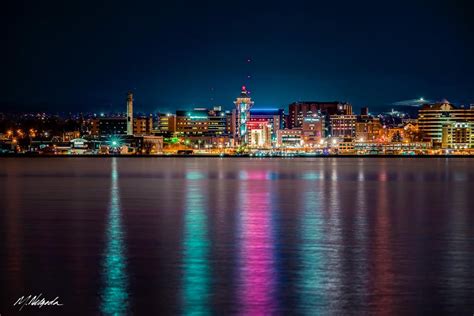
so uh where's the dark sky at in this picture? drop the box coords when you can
[2,0,474,113]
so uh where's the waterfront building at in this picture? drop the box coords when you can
[247,108,285,146]
[301,115,324,146]
[157,113,177,133]
[99,118,127,136]
[330,114,357,138]
[287,101,352,130]
[175,107,228,137]
[338,141,355,154]
[418,100,474,147]
[249,124,272,148]
[382,123,422,143]
[233,86,254,145]
[126,91,133,136]
[354,141,432,154]
[442,122,473,149]
[133,115,154,136]
[355,108,382,141]
[88,118,100,136]
[277,129,302,147]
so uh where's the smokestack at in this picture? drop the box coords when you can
[126,91,133,135]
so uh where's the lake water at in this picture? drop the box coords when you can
[0,157,473,315]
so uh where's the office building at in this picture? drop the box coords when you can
[99,118,127,136]
[176,107,228,137]
[442,122,473,149]
[418,100,474,147]
[288,101,352,130]
[133,115,154,136]
[330,114,356,138]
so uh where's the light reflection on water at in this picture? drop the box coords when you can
[298,185,326,314]
[238,170,276,314]
[100,158,130,315]
[181,170,210,315]
[0,158,473,315]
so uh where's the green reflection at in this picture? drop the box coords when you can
[182,175,210,315]
[100,158,129,315]
[298,190,326,314]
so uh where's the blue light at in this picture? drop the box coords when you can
[100,158,130,315]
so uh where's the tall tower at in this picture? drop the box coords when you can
[126,91,133,136]
[233,86,254,145]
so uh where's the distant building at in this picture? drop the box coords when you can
[247,108,285,146]
[301,116,324,146]
[418,100,474,147]
[288,101,352,130]
[360,107,369,116]
[157,113,177,133]
[175,107,228,137]
[330,115,356,138]
[99,118,127,136]
[133,115,154,135]
[233,86,254,145]
[277,129,302,147]
[442,122,473,149]
[250,125,272,148]
[355,116,382,141]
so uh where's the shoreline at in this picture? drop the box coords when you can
[1,154,473,158]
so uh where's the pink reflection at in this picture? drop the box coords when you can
[238,170,275,315]
[371,169,395,313]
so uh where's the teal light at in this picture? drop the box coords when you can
[181,178,210,315]
[100,158,130,315]
[298,190,325,314]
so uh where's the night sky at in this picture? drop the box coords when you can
[2,0,474,113]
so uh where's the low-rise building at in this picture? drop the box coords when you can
[442,122,473,149]
[277,129,302,147]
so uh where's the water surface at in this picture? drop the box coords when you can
[0,158,473,315]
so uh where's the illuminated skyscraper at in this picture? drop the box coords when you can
[233,86,254,145]
[126,91,133,135]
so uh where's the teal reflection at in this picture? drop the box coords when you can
[100,158,130,315]
[298,190,326,314]
[182,175,210,315]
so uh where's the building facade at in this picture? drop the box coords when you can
[418,100,474,147]
[157,113,177,133]
[233,86,254,145]
[98,118,127,136]
[301,116,324,146]
[277,129,302,147]
[441,122,473,149]
[288,101,352,130]
[247,108,285,147]
[175,107,228,137]
[330,115,356,138]
[133,115,154,135]
[355,117,382,141]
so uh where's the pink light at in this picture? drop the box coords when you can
[238,171,275,314]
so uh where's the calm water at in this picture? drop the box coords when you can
[0,158,473,315]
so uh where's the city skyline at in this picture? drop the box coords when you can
[2,0,474,113]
